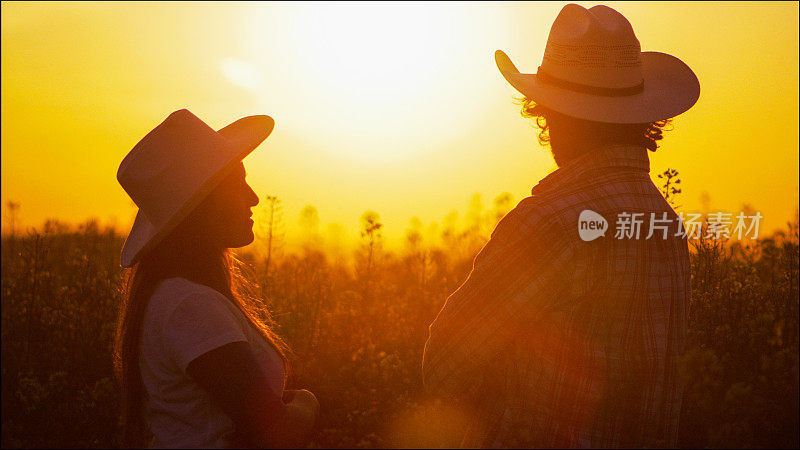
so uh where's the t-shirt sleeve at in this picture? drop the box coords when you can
[162,289,248,372]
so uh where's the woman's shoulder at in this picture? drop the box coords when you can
[154,277,222,298]
[147,277,230,324]
[142,277,250,371]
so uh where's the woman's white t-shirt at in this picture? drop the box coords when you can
[139,277,285,448]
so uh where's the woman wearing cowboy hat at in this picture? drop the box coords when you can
[423,4,699,448]
[114,110,319,448]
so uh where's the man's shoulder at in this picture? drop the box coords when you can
[509,174,668,237]
[490,195,575,246]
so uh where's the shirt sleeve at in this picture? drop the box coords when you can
[162,289,249,372]
[422,201,574,399]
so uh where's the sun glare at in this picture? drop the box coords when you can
[289,3,454,99]
[235,2,476,163]
[220,58,262,91]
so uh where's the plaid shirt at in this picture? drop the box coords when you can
[423,145,689,448]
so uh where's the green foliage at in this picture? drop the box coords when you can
[2,221,123,448]
[1,207,798,448]
[657,168,682,207]
[678,217,799,448]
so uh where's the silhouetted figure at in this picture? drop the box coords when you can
[423,4,699,448]
[114,110,319,448]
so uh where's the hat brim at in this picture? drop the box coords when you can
[495,50,700,124]
[120,115,274,268]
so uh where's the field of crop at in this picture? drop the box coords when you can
[1,199,798,448]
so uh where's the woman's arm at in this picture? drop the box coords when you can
[186,341,318,448]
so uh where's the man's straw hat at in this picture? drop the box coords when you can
[495,4,700,123]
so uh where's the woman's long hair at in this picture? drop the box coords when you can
[113,212,289,447]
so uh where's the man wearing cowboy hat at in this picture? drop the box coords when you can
[423,4,698,448]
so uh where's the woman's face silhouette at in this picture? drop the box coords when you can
[190,162,259,249]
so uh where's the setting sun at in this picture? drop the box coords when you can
[235,2,487,163]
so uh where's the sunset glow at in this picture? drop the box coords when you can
[2,3,798,449]
[2,2,798,249]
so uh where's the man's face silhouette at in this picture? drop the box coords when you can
[533,106,664,168]
[543,112,584,168]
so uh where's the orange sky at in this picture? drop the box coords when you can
[2,2,798,249]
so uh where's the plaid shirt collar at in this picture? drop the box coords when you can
[531,145,651,195]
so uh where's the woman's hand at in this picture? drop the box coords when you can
[259,389,318,448]
[283,389,320,419]
[187,342,319,448]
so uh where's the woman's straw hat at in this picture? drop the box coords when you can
[495,4,700,123]
[117,109,273,267]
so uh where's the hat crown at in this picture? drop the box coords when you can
[541,4,643,89]
[117,109,232,226]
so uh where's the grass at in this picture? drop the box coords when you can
[1,202,797,448]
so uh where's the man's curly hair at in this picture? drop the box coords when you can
[518,97,672,156]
